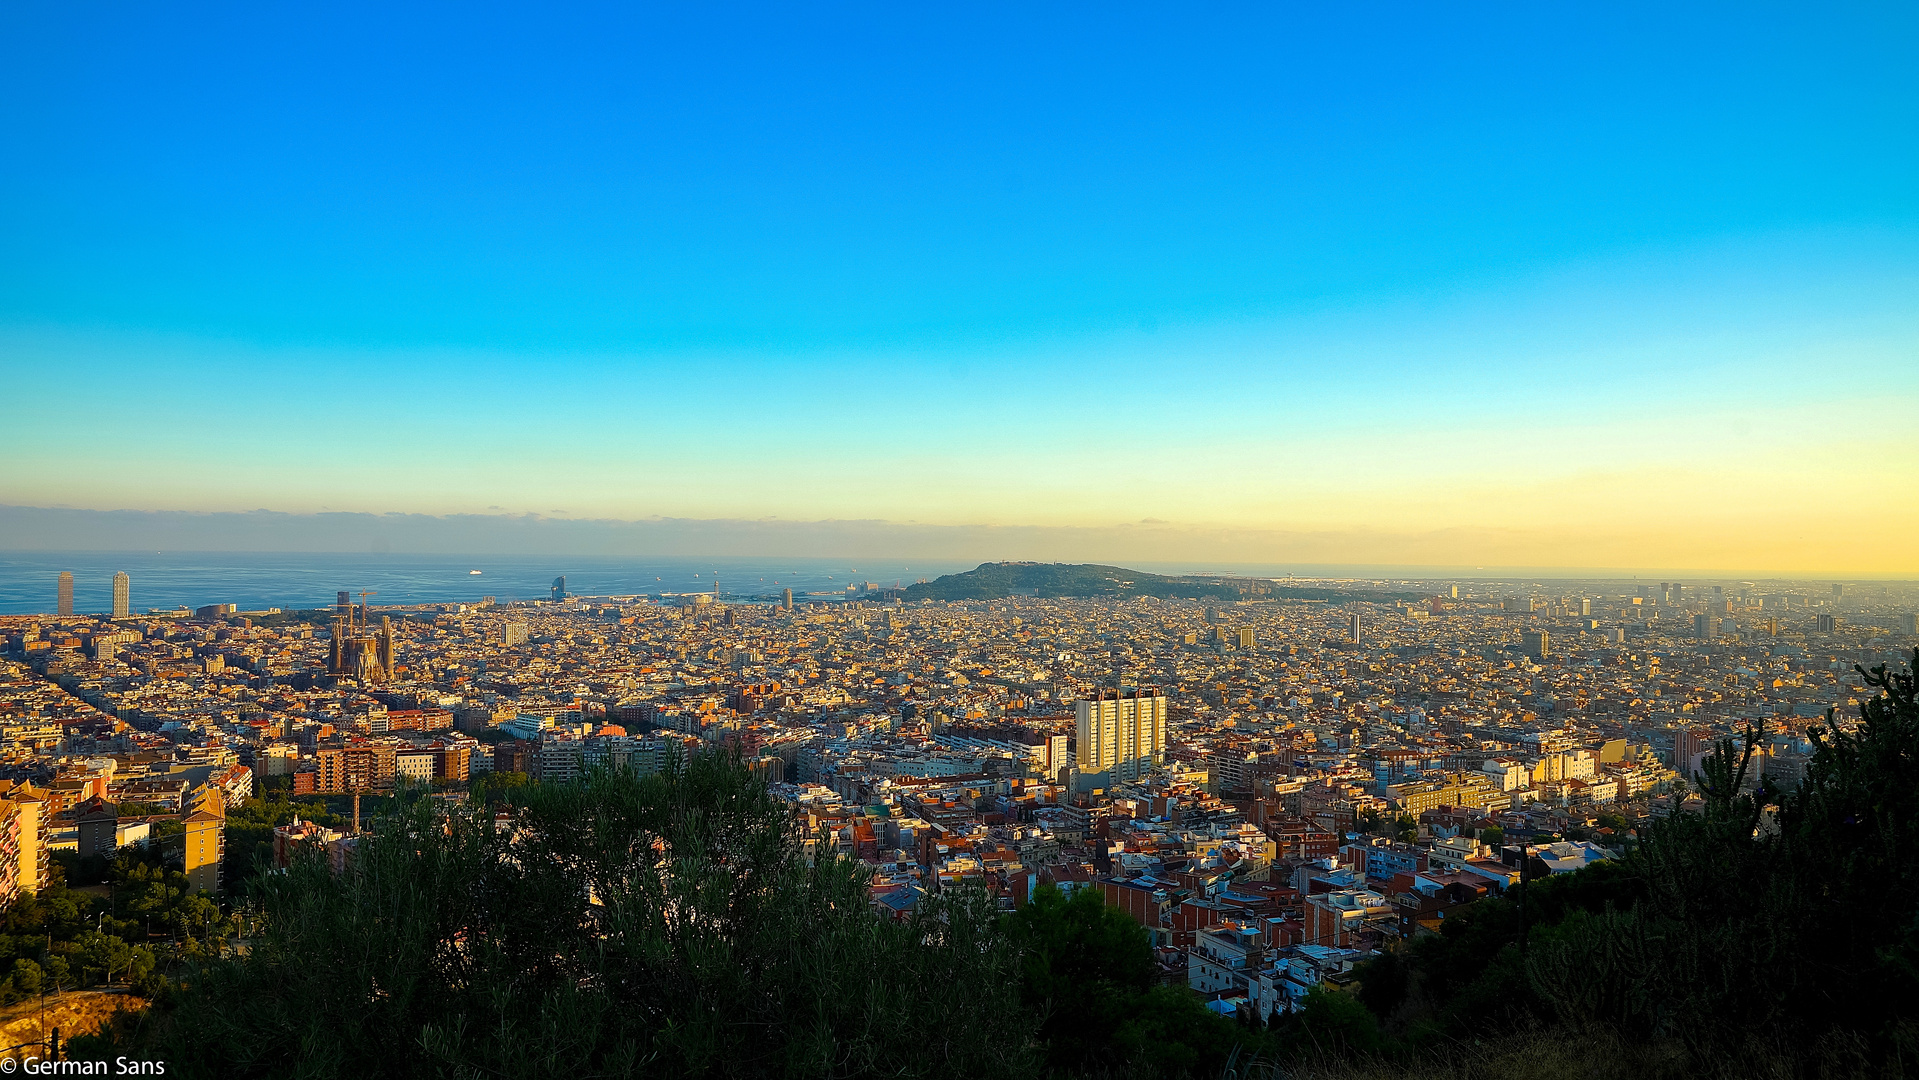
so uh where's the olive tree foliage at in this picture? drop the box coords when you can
[153,752,1036,1080]
[1527,651,1919,1076]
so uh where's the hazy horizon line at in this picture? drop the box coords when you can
[2,505,1911,582]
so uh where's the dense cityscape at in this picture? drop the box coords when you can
[8,2,1916,1074]
[2,562,1912,1038]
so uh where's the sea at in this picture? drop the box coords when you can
[2,551,1817,617]
[0,552,979,616]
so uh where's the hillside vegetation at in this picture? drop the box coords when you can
[899,562,1421,603]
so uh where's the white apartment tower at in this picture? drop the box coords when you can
[111,572,130,618]
[1075,687,1168,787]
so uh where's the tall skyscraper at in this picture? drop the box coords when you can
[56,572,73,616]
[1350,612,1362,647]
[781,588,794,611]
[551,576,567,602]
[111,572,130,618]
[1074,688,1167,788]
[1695,613,1718,640]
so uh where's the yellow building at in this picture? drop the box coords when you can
[0,782,49,895]
[0,801,19,907]
[183,789,226,894]
[1389,771,1511,814]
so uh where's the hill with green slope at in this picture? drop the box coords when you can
[898,562,1421,602]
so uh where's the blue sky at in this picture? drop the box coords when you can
[3,2,1915,571]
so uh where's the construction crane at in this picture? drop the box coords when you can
[357,590,378,631]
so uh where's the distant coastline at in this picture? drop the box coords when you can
[0,552,972,617]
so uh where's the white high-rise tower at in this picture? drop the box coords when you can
[1074,687,1168,788]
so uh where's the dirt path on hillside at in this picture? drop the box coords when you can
[0,989,146,1060]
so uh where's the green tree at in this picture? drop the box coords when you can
[137,751,1035,1080]
[1353,949,1409,1019]
[1276,987,1387,1056]
[73,930,133,986]
[10,958,42,997]
[1005,883,1156,1073]
[221,791,344,893]
[1005,883,1262,1077]
[1117,984,1254,1077]
[1526,651,1919,1076]
[1477,825,1504,848]
[0,857,172,998]
[468,769,528,805]
[1351,856,1644,1043]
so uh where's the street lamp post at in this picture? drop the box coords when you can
[1517,836,1533,960]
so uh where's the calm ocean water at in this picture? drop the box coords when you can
[0,552,978,616]
[2,552,1795,616]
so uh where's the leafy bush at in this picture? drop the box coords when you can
[1528,651,1919,1075]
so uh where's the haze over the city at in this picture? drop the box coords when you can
[3,4,1914,574]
